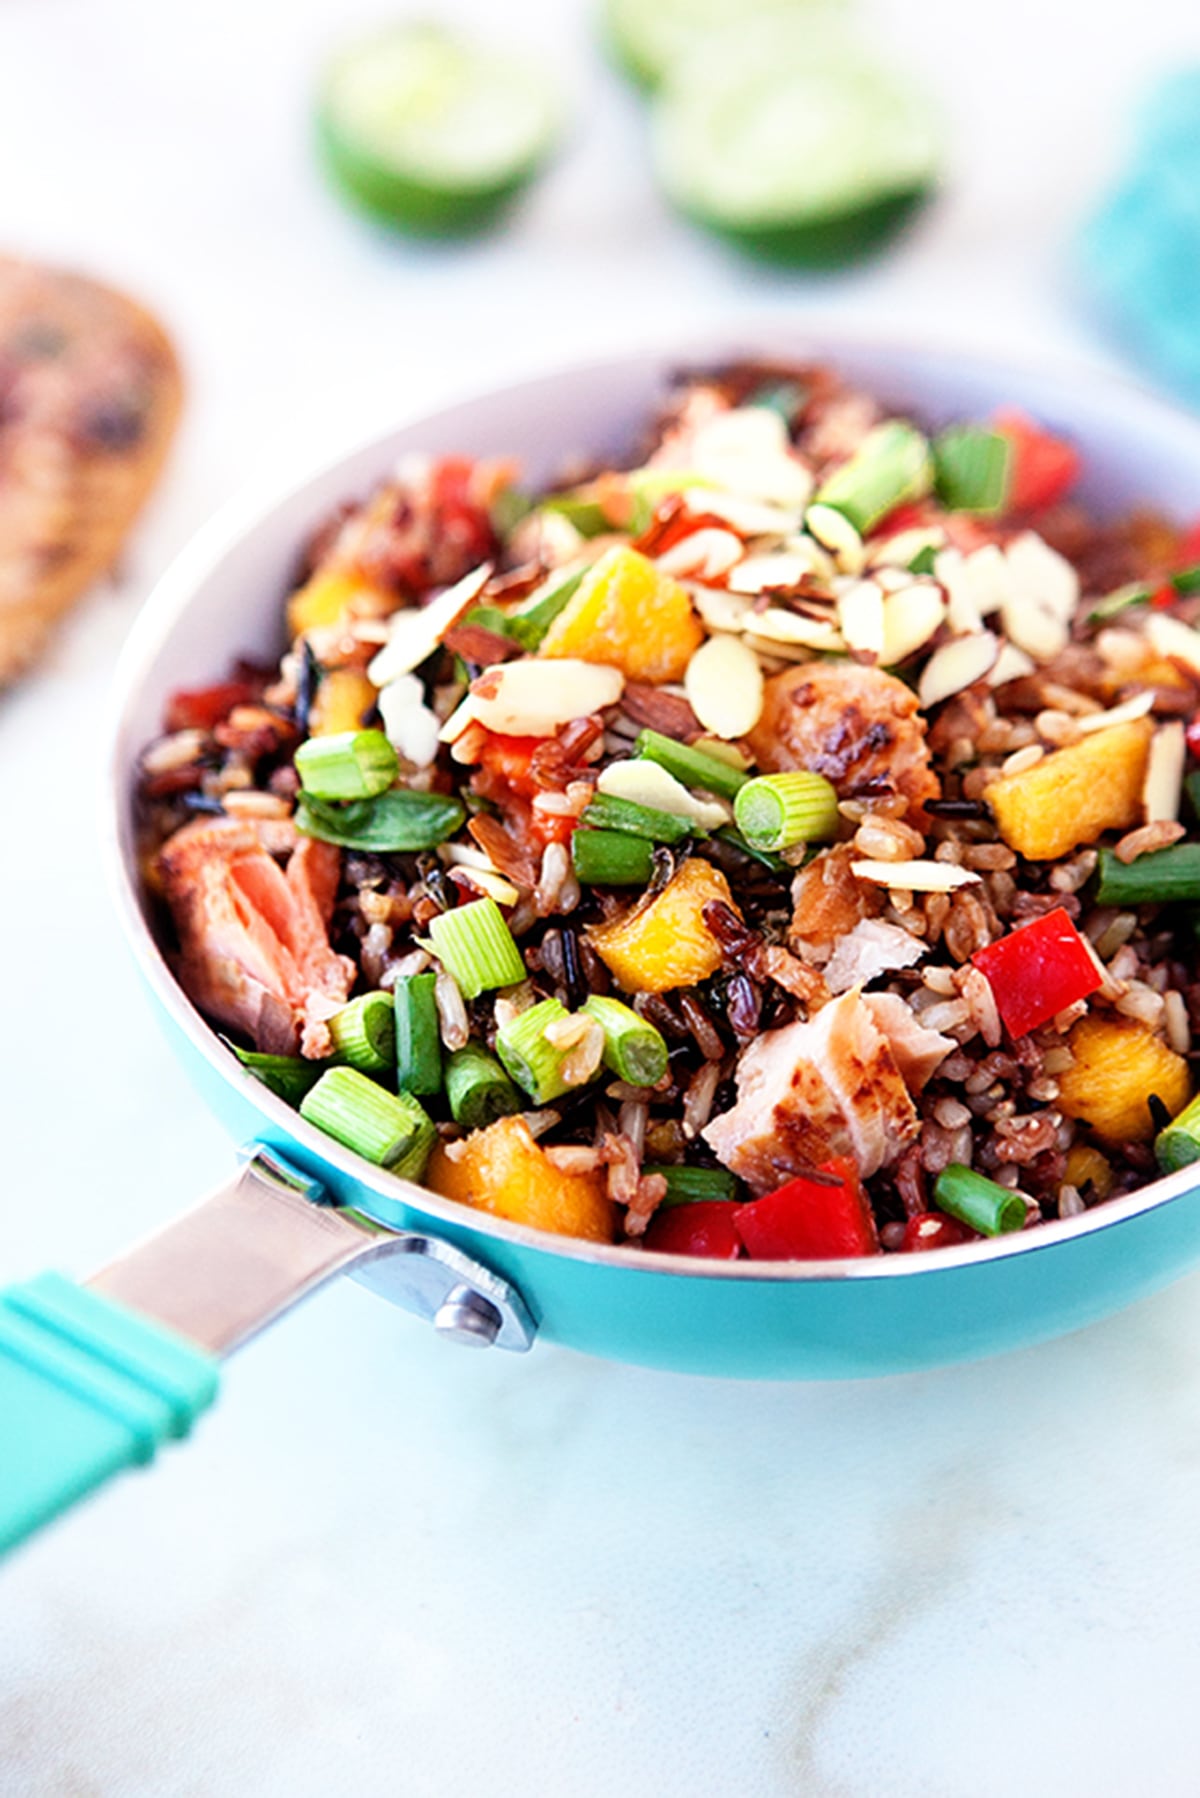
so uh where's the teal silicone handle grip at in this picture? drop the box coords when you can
[0,1273,219,1557]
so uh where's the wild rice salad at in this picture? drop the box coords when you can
[136,361,1200,1261]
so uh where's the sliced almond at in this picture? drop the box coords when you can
[468,657,623,737]
[378,673,441,767]
[687,407,814,508]
[836,579,885,658]
[1074,689,1156,734]
[1005,531,1079,620]
[438,691,481,744]
[742,633,814,666]
[367,562,492,687]
[869,526,946,569]
[918,632,999,708]
[656,527,744,581]
[1144,719,1186,823]
[880,582,946,666]
[1000,593,1070,663]
[1146,611,1200,675]
[440,845,521,907]
[750,607,844,652]
[987,641,1036,687]
[683,488,800,537]
[804,502,865,574]
[692,584,755,634]
[728,551,823,596]
[684,632,764,739]
[597,758,731,827]
[850,858,983,893]
[935,543,1009,631]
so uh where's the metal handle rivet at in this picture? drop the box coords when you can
[433,1284,502,1349]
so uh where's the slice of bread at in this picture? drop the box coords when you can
[0,256,182,683]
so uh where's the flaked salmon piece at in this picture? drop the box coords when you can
[789,844,884,964]
[702,988,935,1194]
[157,818,355,1059]
[863,993,954,1093]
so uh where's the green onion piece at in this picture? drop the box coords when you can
[495,997,580,1103]
[932,426,1011,514]
[393,972,442,1096]
[1173,563,1200,596]
[746,378,807,423]
[633,728,749,801]
[294,728,397,801]
[933,1165,1027,1237]
[538,493,611,537]
[1186,771,1200,822]
[713,825,789,873]
[814,421,934,535]
[463,603,518,637]
[645,1165,738,1207]
[907,544,938,576]
[1155,1091,1200,1172]
[734,771,839,852]
[296,789,465,852]
[580,793,696,843]
[507,568,586,650]
[1088,582,1149,623]
[570,828,655,886]
[326,992,395,1073]
[427,897,525,1000]
[490,485,532,538]
[581,995,669,1086]
[1095,843,1200,907]
[444,1043,523,1129]
[299,1066,435,1175]
[229,1043,324,1105]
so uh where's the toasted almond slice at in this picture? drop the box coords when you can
[367,562,492,686]
[1147,611,1200,675]
[1000,598,1070,663]
[850,858,982,893]
[683,488,801,537]
[750,607,844,651]
[880,582,946,666]
[987,641,1037,687]
[1005,531,1079,620]
[918,631,999,708]
[742,633,814,666]
[687,407,814,508]
[468,657,623,737]
[441,845,522,906]
[684,632,764,739]
[1144,719,1186,823]
[692,584,755,634]
[935,543,1010,632]
[728,551,822,595]
[805,502,865,574]
[438,691,480,743]
[1074,689,1156,734]
[836,579,885,658]
[597,758,731,827]
[868,526,946,569]
[378,673,441,767]
[656,526,745,580]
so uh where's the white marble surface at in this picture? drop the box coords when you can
[3,1,1200,1792]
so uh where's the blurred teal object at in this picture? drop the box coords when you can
[1081,69,1200,398]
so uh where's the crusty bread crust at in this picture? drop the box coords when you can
[0,256,182,682]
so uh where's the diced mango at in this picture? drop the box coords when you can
[1063,1142,1114,1199]
[288,570,365,637]
[1058,1012,1191,1144]
[986,718,1153,861]
[538,544,704,683]
[424,1116,615,1243]
[309,668,377,736]
[587,857,735,994]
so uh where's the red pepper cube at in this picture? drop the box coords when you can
[732,1158,879,1260]
[992,409,1082,513]
[164,678,260,733]
[901,1213,977,1253]
[971,908,1103,1039]
[643,1201,743,1260]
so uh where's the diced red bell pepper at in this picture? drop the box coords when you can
[1177,520,1200,566]
[1186,716,1200,759]
[901,1212,977,1253]
[643,1201,743,1260]
[476,731,544,800]
[732,1158,880,1260]
[971,908,1102,1039]
[992,409,1081,513]
[164,678,261,733]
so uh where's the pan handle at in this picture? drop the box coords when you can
[0,1273,218,1558]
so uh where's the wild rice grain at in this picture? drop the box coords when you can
[682,1060,723,1140]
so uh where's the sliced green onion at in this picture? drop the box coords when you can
[734,771,839,852]
[580,793,696,843]
[294,728,397,801]
[1155,1091,1200,1172]
[427,896,525,999]
[296,789,465,852]
[444,1043,523,1128]
[1088,582,1149,623]
[229,1043,324,1105]
[813,421,933,535]
[508,567,587,649]
[490,485,532,538]
[581,995,669,1086]
[933,1165,1027,1236]
[633,728,749,801]
[907,543,938,576]
[570,828,656,886]
[1095,843,1200,907]
[1173,562,1200,596]
[538,493,611,537]
[495,997,577,1103]
[645,1165,738,1207]
[393,971,442,1096]
[463,603,519,637]
[326,991,395,1073]
[300,1066,435,1175]
[713,825,789,873]
[932,426,1010,514]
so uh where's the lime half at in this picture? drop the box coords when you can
[602,0,844,90]
[317,24,563,236]
[652,23,940,265]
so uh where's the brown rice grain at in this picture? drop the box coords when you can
[434,971,470,1050]
[1113,820,1187,864]
[1001,744,1045,777]
[682,1060,723,1139]
[1165,989,1191,1056]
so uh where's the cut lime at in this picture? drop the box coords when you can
[316,24,563,236]
[651,23,940,266]
[602,0,843,90]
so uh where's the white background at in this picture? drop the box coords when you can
[3,1,1200,1793]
